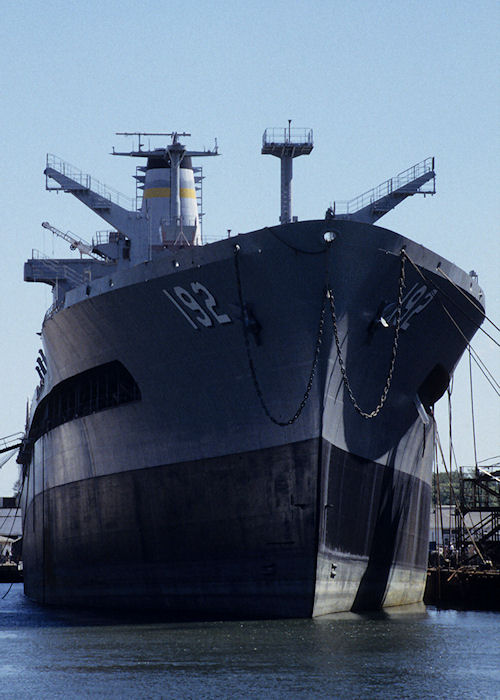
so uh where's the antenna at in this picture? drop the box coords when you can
[115,132,192,152]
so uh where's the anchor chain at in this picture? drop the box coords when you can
[328,248,407,418]
[234,242,406,425]
[234,243,327,426]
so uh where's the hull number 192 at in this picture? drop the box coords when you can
[163,282,232,330]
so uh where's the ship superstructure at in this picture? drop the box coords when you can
[18,128,484,617]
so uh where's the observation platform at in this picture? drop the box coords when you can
[262,127,314,158]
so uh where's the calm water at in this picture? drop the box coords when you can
[0,584,498,699]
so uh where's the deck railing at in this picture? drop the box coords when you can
[334,157,435,215]
[46,154,136,211]
[262,127,313,148]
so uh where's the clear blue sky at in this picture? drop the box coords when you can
[1,0,499,493]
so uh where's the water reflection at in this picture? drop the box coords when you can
[0,585,498,699]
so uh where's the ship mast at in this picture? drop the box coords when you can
[262,121,314,224]
[113,131,219,246]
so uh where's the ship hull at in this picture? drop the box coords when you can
[21,219,484,617]
[22,437,430,618]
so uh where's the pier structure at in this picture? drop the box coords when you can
[425,465,500,610]
[0,495,23,582]
[455,465,500,566]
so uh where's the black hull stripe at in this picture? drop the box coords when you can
[23,439,431,616]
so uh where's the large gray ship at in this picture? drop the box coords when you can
[18,128,484,617]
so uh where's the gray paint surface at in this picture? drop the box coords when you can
[21,219,484,616]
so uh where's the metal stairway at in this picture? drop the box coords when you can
[44,154,140,240]
[333,157,436,224]
[0,433,24,456]
[45,154,135,210]
[456,466,500,564]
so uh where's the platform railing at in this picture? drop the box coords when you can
[30,249,88,288]
[335,157,435,215]
[0,433,24,454]
[46,154,136,211]
[262,127,313,147]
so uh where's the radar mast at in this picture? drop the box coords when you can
[262,121,313,224]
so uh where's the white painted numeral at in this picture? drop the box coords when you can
[174,286,212,327]
[384,282,437,330]
[163,282,232,330]
[190,282,232,324]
